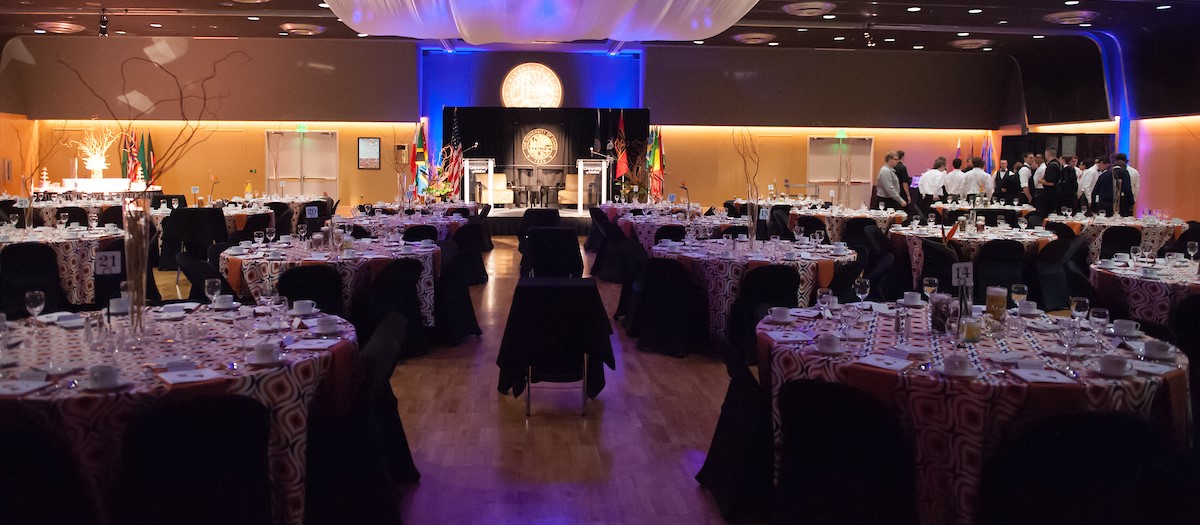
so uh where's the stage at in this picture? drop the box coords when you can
[484,206,591,236]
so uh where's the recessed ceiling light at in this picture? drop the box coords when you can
[33,29,46,34]
[1065,0,1079,5]
[768,42,780,46]
[218,1,234,6]
[278,32,287,36]
[957,32,970,36]
[693,40,704,44]
[822,14,836,19]
[1157,5,1172,10]
[907,6,921,12]
[998,20,1008,24]
[280,23,325,35]
[318,2,329,7]
[796,28,808,32]
[149,23,162,28]
[833,36,845,41]
[968,8,983,14]
[247,16,260,21]
[884,38,895,42]
[983,47,993,51]
[912,45,924,49]
[115,30,126,34]
[1033,35,1045,39]
[1079,23,1092,27]
[37,21,86,33]
[357,33,368,37]
[782,2,836,17]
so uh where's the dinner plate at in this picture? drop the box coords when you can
[1133,347,1177,361]
[253,321,288,333]
[286,308,321,317]
[211,302,242,311]
[152,311,187,321]
[35,312,74,323]
[813,345,848,356]
[57,317,86,329]
[1113,329,1145,339]
[1017,308,1046,317]
[246,355,288,367]
[896,299,927,308]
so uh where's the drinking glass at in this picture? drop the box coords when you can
[297,223,308,240]
[997,217,1007,229]
[1070,296,1090,321]
[1010,283,1028,310]
[946,316,963,349]
[253,231,265,245]
[88,213,98,229]
[57,213,68,230]
[1089,307,1109,334]
[25,290,45,334]
[816,288,833,314]
[204,278,222,305]
[927,213,936,226]
[1080,205,1088,217]
[840,307,860,339]
[1061,206,1071,217]
[814,230,825,245]
[265,227,277,244]
[792,226,805,240]
[878,201,885,211]
[853,278,870,307]
[1099,209,1108,218]
[171,198,180,209]
[922,277,939,299]
[1130,246,1142,266]
[1189,241,1199,260]
[1017,216,1028,230]
[8,215,18,229]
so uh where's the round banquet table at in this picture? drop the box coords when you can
[0,308,360,525]
[31,199,122,226]
[599,202,703,222]
[346,214,465,240]
[757,307,1191,525]
[650,239,856,336]
[248,196,325,230]
[1090,259,1200,325]
[1043,215,1187,263]
[376,201,479,217]
[220,239,440,326]
[151,205,275,239]
[788,208,907,242]
[617,215,741,252]
[930,202,1035,220]
[889,225,1056,289]
[0,227,124,305]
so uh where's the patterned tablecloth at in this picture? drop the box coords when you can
[0,229,124,304]
[757,307,1190,525]
[347,215,465,240]
[930,203,1035,219]
[889,226,1055,289]
[1090,260,1200,325]
[599,202,703,222]
[788,209,907,242]
[150,206,276,238]
[32,200,122,226]
[1044,216,1187,263]
[617,216,740,252]
[0,309,360,525]
[376,201,480,217]
[221,240,439,326]
[650,239,856,335]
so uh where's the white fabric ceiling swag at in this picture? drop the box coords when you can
[328,0,759,44]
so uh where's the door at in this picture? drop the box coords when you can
[807,136,874,206]
[266,131,339,199]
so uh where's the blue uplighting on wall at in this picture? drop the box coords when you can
[1088,31,1134,154]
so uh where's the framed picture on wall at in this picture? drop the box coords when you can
[358,137,381,170]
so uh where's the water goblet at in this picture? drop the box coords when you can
[927,213,936,226]
[1017,216,1028,230]
[297,223,308,240]
[816,287,833,315]
[1010,283,1028,310]
[1188,241,1199,261]
[813,230,825,245]
[253,231,265,246]
[171,198,180,209]
[1130,246,1142,267]
[57,213,68,230]
[204,278,222,306]
[1070,296,1090,322]
[922,277,939,299]
[265,227,277,244]
[853,278,870,308]
[1089,307,1109,334]
[88,213,98,230]
[25,290,45,334]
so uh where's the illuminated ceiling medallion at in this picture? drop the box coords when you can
[733,32,776,44]
[501,63,563,108]
[782,2,836,17]
[521,128,558,165]
[280,23,325,35]
[1043,10,1099,24]
[36,21,85,34]
[951,38,994,50]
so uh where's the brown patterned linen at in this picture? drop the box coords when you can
[0,229,124,304]
[889,225,1055,289]
[650,240,855,335]
[150,207,275,238]
[599,202,704,222]
[788,208,907,242]
[617,216,739,252]
[0,309,360,525]
[1090,260,1200,325]
[1045,216,1187,263]
[220,240,439,326]
[33,201,121,226]
[377,201,480,216]
[757,309,1190,525]
[347,215,465,240]
[930,203,1035,219]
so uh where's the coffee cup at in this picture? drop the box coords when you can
[827,296,839,308]
[253,343,280,364]
[816,333,840,354]
[737,234,748,241]
[239,240,253,248]
[971,305,985,317]
[903,291,922,305]
[269,250,283,259]
[212,294,234,309]
[104,223,118,231]
[1099,259,1116,269]
[943,355,973,375]
[108,297,130,314]
[1098,354,1131,376]
[1112,319,1141,336]
[420,239,434,246]
[1113,252,1130,262]
[293,300,316,315]
[833,241,848,250]
[1143,340,1173,359]
[1018,301,1039,314]
[228,246,246,255]
[316,316,338,333]
[278,234,292,243]
[69,222,80,228]
[89,364,120,389]
[768,307,790,322]
[400,245,415,254]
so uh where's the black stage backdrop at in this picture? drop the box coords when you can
[443,107,650,200]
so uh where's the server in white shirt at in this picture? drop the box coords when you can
[917,157,947,210]
[943,158,967,200]
[1018,152,1035,205]
[962,157,992,200]
[1078,158,1101,209]
[1117,153,1140,201]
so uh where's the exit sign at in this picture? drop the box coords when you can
[295,123,309,133]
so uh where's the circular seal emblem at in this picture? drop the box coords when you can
[522,128,558,165]
[501,62,563,108]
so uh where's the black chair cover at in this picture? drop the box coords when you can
[653,224,686,243]
[630,258,710,357]
[728,265,801,361]
[278,264,344,316]
[402,224,438,243]
[159,207,228,271]
[264,202,292,235]
[722,225,749,239]
[516,208,561,253]
[520,226,583,278]
[585,206,607,254]
[53,206,89,226]
[1043,221,1076,241]
[0,242,70,318]
[593,210,629,283]
[793,215,827,242]
[614,232,648,320]
[1033,238,1072,312]
[828,246,868,304]
[116,396,271,525]
[451,223,489,285]
[99,205,123,227]
[974,239,1027,305]
[434,249,484,345]
[352,258,427,358]
[0,404,97,525]
[1099,225,1142,260]
[920,239,960,294]
[468,204,493,251]
[841,217,877,247]
[175,252,235,303]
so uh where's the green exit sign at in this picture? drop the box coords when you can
[295,123,309,133]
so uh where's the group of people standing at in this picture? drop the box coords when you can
[874,148,1140,219]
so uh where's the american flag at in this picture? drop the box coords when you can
[443,109,465,198]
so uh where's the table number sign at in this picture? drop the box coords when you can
[952,262,974,286]
[15,198,29,208]
[759,208,770,220]
[95,251,122,276]
[667,193,676,203]
[305,206,319,219]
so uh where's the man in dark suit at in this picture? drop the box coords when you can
[1091,157,1133,217]
[1037,148,1063,214]
[894,150,921,217]
[992,159,1021,205]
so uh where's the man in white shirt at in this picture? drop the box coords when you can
[1079,158,1101,208]
[918,157,947,210]
[963,157,992,200]
[1018,152,1035,204]
[1118,153,1140,200]
[943,158,966,200]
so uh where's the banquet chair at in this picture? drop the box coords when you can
[1099,226,1142,260]
[1043,220,1076,241]
[306,312,415,525]
[723,200,744,218]
[278,264,344,317]
[596,212,633,284]
[264,202,292,235]
[842,217,877,248]
[401,224,438,243]
[722,225,749,239]
[0,200,21,227]
[206,242,229,268]
[1161,227,1200,257]
[230,213,272,244]
[653,224,686,243]
[728,264,801,362]
[976,208,1019,227]
[1033,238,1073,312]
[159,207,228,271]
[0,404,96,525]
[0,242,70,318]
[469,203,493,251]
[977,412,1188,525]
[863,252,896,301]
[628,258,710,357]
[1023,212,1045,229]
[521,226,583,278]
[769,205,796,240]
[920,239,960,295]
[615,237,649,321]
[1171,295,1200,448]
[150,194,188,209]
[828,246,868,305]
[773,380,916,525]
[349,225,373,239]
[517,208,562,253]
[116,395,271,525]
[973,240,1027,305]
[696,343,773,522]
[451,223,489,285]
[793,215,828,243]
[53,206,89,226]
[98,205,123,227]
[445,206,470,218]
[629,208,646,216]
[435,249,484,345]
[175,252,236,303]
[584,207,606,253]
[352,258,427,358]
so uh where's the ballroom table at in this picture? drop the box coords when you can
[889,224,1055,289]
[376,201,479,217]
[220,239,439,326]
[247,196,326,229]
[757,306,1190,525]
[151,205,275,239]
[347,214,465,240]
[599,202,703,222]
[31,199,122,226]
[0,227,124,304]
[650,239,856,336]
[930,202,1035,221]
[1090,259,1200,325]
[617,215,741,252]
[0,308,360,525]
[789,208,907,242]
[1044,215,1187,263]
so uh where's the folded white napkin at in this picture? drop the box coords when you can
[1129,361,1176,376]
[158,368,224,385]
[885,344,930,360]
[979,352,1024,364]
[1009,369,1076,384]
[789,308,821,318]
[766,331,814,344]
[286,339,341,351]
[855,354,911,371]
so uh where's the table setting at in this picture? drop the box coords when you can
[374,200,479,217]
[150,202,276,239]
[1090,248,1200,324]
[346,211,465,240]
[617,213,741,251]
[756,288,1191,525]
[600,201,704,221]
[650,236,857,335]
[890,221,1056,288]
[30,197,123,226]
[788,205,908,242]
[0,300,361,525]
[1044,211,1188,263]
[0,222,125,304]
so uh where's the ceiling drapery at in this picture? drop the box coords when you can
[327,0,759,44]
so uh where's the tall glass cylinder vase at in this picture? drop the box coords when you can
[122,193,151,334]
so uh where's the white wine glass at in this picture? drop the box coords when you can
[25,290,45,335]
[265,227,277,244]
[1188,241,1198,261]
[1070,296,1090,322]
[923,277,939,299]
[854,278,870,308]
[253,231,265,246]
[297,223,308,240]
[204,278,222,306]
[1010,283,1028,311]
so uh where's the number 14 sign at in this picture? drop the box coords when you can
[952,262,974,287]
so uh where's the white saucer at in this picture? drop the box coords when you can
[152,311,187,321]
[211,302,242,311]
[80,379,134,392]
[1114,330,1145,338]
[932,365,977,378]
[1040,345,1077,357]
[897,299,927,308]
[264,256,286,261]
[287,308,321,317]
[35,312,73,323]
[246,355,287,367]
[1089,363,1136,378]
[1017,309,1045,317]
[813,346,848,356]
[308,324,341,335]
[57,317,86,329]
[253,321,288,333]
[1134,347,1177,361]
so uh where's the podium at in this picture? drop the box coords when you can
[463,158,496,205]
[576,159,609,212]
